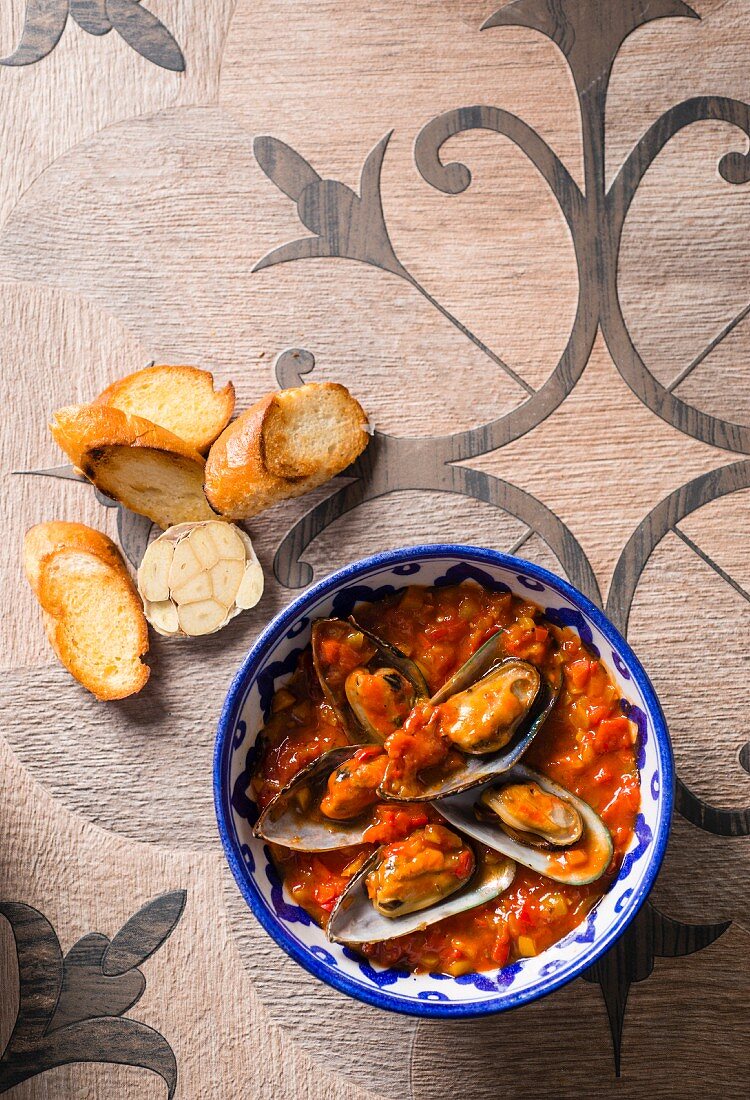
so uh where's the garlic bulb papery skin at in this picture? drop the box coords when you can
[137,520,264,637]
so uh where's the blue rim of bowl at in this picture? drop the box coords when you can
[214,544,673,1018]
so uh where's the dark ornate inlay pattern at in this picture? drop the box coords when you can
[609,460,750,838]
[581,900,730,1074]
[1,0,185,71]
[0,891,186,1095]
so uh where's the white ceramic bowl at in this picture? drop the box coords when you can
[214,545,673,1018]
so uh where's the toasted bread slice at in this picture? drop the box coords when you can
[36,547,149,700]
[93,365,235,453]
[50,405,217,528]
[204,383,369,519]
[23,521,126,595]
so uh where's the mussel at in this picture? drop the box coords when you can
[320,746,388,821]
[435,658,540,754]
[480,781,582,847]
[437,764,613,886]
[312,618,428,742]
[345,667,417,742]
[366,823,475,917]
[327,823,516,944]
[253,746,386,850]
[379,632,561,802]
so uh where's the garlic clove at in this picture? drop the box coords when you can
[177,598,228,636]
[169,537,203,590]
[144,598,180,636]
[188,523,221,569]
[211,558,245,606]
[171,569,213,605]
[234,529,265,611]
[137,538,174,602]
[235,557,264,610]
[208,522,246,561]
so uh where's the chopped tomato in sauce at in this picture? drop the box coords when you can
[251,584,640,974]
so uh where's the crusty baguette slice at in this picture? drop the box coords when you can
[50,403,203,470]
[50,405,217,529]
[204,383,369,520]
[35,547,149,700]
[93,364,235,453]
[23,521,126,595]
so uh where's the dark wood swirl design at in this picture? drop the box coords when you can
[609,461,750,837]
[0,891,185,1094]
[0,0,184,71]
[582,900,730,1075]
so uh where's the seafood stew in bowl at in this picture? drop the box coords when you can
[215,546,672,1017]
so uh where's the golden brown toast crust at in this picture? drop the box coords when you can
[33,545,149,701]
[93,364,235,453]
[50,404,206,466]
[79,446,217,527]
[50,405,216,528]
[23,521,127,595]
[204,383,369,520]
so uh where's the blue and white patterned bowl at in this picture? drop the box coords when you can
[214,545,673,1018]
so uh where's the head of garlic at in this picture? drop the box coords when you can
[136,521,264,637]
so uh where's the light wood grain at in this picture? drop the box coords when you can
[0,105,536,439]
[0,1,235,231]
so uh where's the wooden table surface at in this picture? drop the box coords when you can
[1,0,749,1096]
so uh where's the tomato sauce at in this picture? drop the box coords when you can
[251,583,640,976]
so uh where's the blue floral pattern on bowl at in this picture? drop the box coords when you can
[214,546,673,1019]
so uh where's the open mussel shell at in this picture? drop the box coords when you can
[437,764,613,886]
[379,661,562,802]
[327,844,516,945]
[253,746,375,851]
[312,617,428,743]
